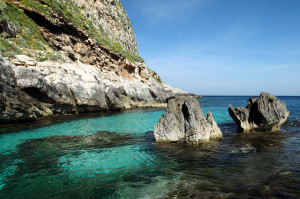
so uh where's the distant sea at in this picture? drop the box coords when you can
[0,96,299,198]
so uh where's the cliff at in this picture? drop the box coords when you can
[0,0,185,124]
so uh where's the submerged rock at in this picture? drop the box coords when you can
[154,95,222,144]
[19,131,132,154]
[228,92,289,132]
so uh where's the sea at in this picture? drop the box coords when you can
[0,96,299,198]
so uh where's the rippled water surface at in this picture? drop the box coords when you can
[0,96,299,198]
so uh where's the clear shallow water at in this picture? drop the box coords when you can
[0,97,299,198]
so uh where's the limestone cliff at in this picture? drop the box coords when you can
[0,0,185,124]
[72,0,138,54]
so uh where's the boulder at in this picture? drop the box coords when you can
[154,95,222,144]
[1,19,20,38]
[0,55,53,124]
[228,92,289,132]
[11,55,37,66]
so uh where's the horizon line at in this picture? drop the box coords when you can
[195,95,300,97]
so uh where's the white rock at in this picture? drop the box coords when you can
[154,95,222,144]
[11,55,37,66]
[12,57,185,112]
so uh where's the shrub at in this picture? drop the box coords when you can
[0,38,22,57]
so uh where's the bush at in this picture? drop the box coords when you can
[2,51,18,58]
[1,2,49,52]
[49,52,62,61]
[0,38,22,57]
[15,35,28,48]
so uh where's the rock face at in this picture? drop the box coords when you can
[0,56,52,124]
[0,54,184,124]
[10,0,143,64]
[228,92,289,132]
[154,95,222,144]
[0,19,20,38]
[72,0,138,54]
[12,55,182,111]
[0,0,186,124]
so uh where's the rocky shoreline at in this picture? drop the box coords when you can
[0,1,289,134]
[0,55,185,125]
[0,0,189,125]
[0,0,187,125]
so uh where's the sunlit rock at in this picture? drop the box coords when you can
[154,95,222,144]
[228,92,289,132]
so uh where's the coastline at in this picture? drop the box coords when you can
[0,55,186,126]
[0,93,206,128]
[0,105,167,130]
[0,96,299,198]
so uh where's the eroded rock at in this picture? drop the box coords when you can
[228,92,289,132]
[12,56,184,111]
[0,54,185,124]
[154,95,222,144]
[0,19,20,38]
[0,0,187,124]
[0,55,53,124]
[11,55,37,66]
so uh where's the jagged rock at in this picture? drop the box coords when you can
[154,95,222,144]
[0,55,185,124]
[12,57,182,110]
[0,55,53,124]
[0,0,187,124]
[72,0,139,54]
[228,92,289,132]
[1,19,20,38]
[62,46,76,60]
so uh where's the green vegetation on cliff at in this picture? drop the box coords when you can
[0,0,143,62]
[0,2,48,57]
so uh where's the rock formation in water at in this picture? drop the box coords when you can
[228,92,289,132]
[0,0,185,124]
[154,95,222,144]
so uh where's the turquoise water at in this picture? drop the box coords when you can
[0,110,164,155]
[0,97,300,198]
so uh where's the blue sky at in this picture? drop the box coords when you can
[122,0,300,96]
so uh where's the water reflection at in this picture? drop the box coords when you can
[0,107,299,198]
[152,124,300,198]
